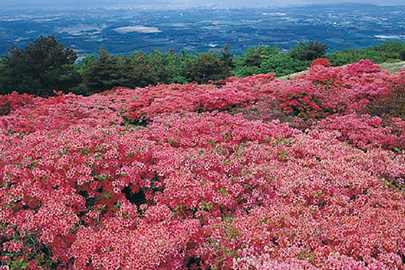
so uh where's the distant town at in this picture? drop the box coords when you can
[1,3,404,57]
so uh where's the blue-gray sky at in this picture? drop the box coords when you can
[1,0,404,9]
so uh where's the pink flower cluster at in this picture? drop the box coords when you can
[311,58,332,67]
[286,60,392,116]
[2,61,405,269]
[123,73,275,123]
[312,114,405,151]
[0,92,35,116]
[121,60,395,123]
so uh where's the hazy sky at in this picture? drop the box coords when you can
[1,0,404,9]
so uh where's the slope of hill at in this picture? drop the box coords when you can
[278,60,405,80]
[380,61,405,73]
[1,60,405,269]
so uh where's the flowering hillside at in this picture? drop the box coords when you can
[2,60,405,269]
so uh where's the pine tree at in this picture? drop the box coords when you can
[292,40,327,61]
[84,48,123,93]
[0,35,81,96]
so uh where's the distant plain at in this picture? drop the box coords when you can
[0,3,404,57]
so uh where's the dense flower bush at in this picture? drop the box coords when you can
[2,60,405,269]
[123,81,263,124]
[363,67,405,119]
[311,114,405,151]
[0,92,36,116]
[311,58,332,67]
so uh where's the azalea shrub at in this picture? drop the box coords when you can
[2,60,405,269]
[311,114,405,151]
[0,92,36,116]
[311,58,332,67]
[363,67,405,120]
